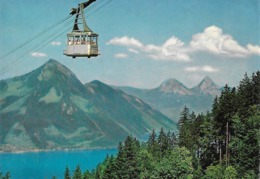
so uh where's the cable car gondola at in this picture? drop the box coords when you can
[64,0,99,58]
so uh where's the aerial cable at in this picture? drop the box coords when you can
[0,26,72,77]
[0,15,72,61]
[0,18,74,74]
[0,0,114,75]
[84,0,106,15]
[0,0,109,61]
[0,17,73,68]
[19,20,74,59]
[86,0,112,17]
[0,19,73,74]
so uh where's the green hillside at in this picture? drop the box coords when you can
[0,59,176,152]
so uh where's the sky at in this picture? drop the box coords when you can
[0,0,259,89]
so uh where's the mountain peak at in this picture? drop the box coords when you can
[201,76,214,84]
[198,76,218,88]
[46,59,60,64]
[158,78,192,95]
[24,59,88,96]
[193,76,220,96]
[160,78,182,88]
[37,59,76,81]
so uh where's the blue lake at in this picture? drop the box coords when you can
[0,149,117,179]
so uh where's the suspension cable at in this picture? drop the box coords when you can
[0,0,114,76]
[0,26,72,77]
[0,15,72,61]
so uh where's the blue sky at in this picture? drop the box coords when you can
[0,0,259,88]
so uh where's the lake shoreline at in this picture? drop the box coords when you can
[0,144,117,154]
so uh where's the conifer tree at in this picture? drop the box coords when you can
[0,172,10,179]
[178,106,195,152]
[251,71,260,105]
[115,141,127,178]
[123,136,140,178]
[147,129,159,157]
[73,165,82,179]
[102,156,117,179]
[82,170,92,179]
[178,106,190,148]
[94,164,102,179]
[178,105,190,127]
[212,85,237,164]
[158,127,168,156]
[64,166,71,179]
[166,130,175,150]
[237,73,253,117]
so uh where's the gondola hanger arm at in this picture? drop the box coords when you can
[70,0,97,15]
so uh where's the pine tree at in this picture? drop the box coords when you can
[212,85,237,164]
[73,165,82,179]
[94,164,102,179]
[197,112,218,170]
[166,130,175,150]
[178,106,195,152]
[123,136,140,178]
[0,172,10,179]
[237,73,253,117]
[147,129,159,157]
[82,170,92,179]
[230,107,260,176]
[158,127,168,156]
[178,105,190,127]
[178,106,190,148]
[64,166,71,179]
[102,156,117,179]
[251,71,260,105]
[115,141,127,178]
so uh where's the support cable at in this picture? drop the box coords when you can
[0,0,114,75]
[0,15,72,60]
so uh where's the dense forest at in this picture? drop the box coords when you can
[65,71,260,179]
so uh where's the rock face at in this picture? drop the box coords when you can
[0,59,176,151]
[192,76,221,96]
[158,79,192,95]
[115,77,221,122]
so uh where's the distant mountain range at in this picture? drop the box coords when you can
[115,76,221,122]
[0,59,176,152]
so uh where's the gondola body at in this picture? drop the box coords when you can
[64,32,99,58]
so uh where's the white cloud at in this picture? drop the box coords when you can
[51,41,61,46]
[247,44,260,55]
[128,48,139,54]
[108,36,190,62]
[108,26,258,62]
[114,53,128,58]
[190,26,250,57]
[31,52,47,57]
[107,36,143,48]
[185,65,219,73]
[161,36,190,61]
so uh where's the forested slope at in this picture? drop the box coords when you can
[65,71,259,179]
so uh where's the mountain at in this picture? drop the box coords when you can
[192,76,221,96]
[0,59,176,152]
[115,77,221,122]
[158,78,192,95]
